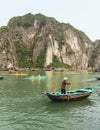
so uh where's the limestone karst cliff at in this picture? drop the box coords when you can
[0,13,99,70]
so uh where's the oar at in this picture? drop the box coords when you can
[68,84,71,101]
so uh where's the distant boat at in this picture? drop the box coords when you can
[34,75,48,80]
[96,77,100,80]
[43,68,52,71]
[0,76,4,80]
[12,73,27,76]
[54,67,64,72]
[94,68,100,72]
[45,87,93,102]
[24,75,48,80]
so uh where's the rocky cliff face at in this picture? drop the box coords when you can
[0,13,99,70]
[0,27,17,70]
[92,40,100,68]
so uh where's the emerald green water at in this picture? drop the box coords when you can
[0,71,100,130]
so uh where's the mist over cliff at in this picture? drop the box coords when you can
[0,13,99,70]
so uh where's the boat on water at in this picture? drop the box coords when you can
[0,76,4,80]
[96,77,100,80]
[12,73,28,76]
[34,75,48,80]
[45,87,93,102]
[24,75,48,80]
[54,67,64,72]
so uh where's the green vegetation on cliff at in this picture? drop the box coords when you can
[8,13,35,28]
[0,13,98,70]
[8,13,48,28]
[0,26,8,32]
[88,43,100,68]
[47,55,71,68]
[15,42,33,68]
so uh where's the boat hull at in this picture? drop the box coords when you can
[96,77,100,80]
[46,88,93,102]
[12,73,27,76]
[0,76,4,80]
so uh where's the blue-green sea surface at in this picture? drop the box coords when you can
[0,71,100,130]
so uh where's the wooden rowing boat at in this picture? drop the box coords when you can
[0,76,4,80]
[12,73,27,76]
[96,77,100,80]
[46,87,93,102]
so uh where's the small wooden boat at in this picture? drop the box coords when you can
[0,76,4,80]
[46,87,93,102]
[12,73,28,76]
[96,77,100,80]
[54,67,64,72]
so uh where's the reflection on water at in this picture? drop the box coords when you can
[0,71,100,130]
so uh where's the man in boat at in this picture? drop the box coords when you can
[61,77,71,94]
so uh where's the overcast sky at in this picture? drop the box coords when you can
[0,0,100,41]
